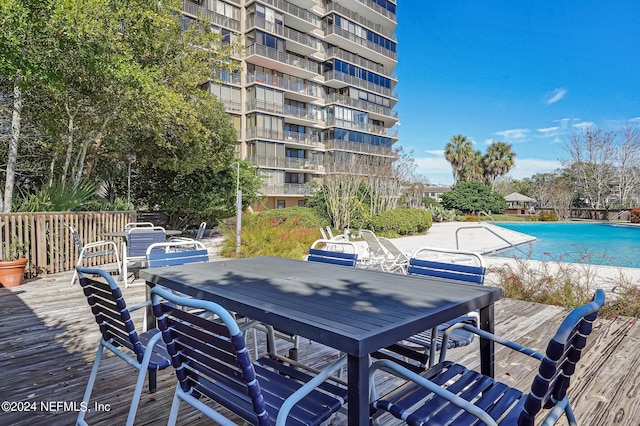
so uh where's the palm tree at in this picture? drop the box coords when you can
[444,134,473,184]
[482,141,516,190]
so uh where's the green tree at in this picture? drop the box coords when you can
[133,160,262,230]
[441,181,507,214]
[482,141,516,189]
[444,134,474,185]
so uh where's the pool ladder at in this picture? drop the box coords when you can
[455,215,531,256]
[609,210,631,224]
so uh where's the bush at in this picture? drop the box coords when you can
[220,211,321,259]
[258,207,328,228]
[441,181,507,214]
[369,208,432,236]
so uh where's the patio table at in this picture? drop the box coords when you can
[140,256,502,425]
[100,229,182,239]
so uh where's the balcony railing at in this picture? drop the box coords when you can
[247,71,324,98]
[245,44,319,74]
[247,155,323,171]
[326,118,394,136]
[259,183,314,195]
[352,0,397,22]
[325,93,397,118]
[326,2,395,39]
[258,0,321,28]
[247,16,320,50]
[325,139,395,156]
[323,70,392,97]
[323,23,397,61]
[245,127,321,147]
[325,47,389,75]
[182,1,240,31]
[219,99,241,113]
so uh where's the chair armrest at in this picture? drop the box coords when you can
[275,355,347,426]
[83,240,119,251]
[369,359,498,426]
[128,300,151,312]
[439,322,544,363]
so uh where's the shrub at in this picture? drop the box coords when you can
[369,208,432,236]
[441,181,507,214]
[258,207,328,228]
[220,211,320,259]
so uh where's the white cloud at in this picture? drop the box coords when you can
[573,121,596,130]
[629,116,640,123]
[537,126,560,135]
[495,128,530,141]
[544,88,568,105]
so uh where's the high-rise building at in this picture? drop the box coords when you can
[182,0,398,209]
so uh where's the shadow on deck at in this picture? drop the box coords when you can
[1,270,638,425]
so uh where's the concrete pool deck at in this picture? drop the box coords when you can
[355,222,640,294]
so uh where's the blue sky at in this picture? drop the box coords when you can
[395,1,640,185]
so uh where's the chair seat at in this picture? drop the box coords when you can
[135,329,172,370]
[372,360,526,426]
[194,355,348,426]
[82,249,118,259]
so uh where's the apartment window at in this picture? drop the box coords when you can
[297,200,306,207]
[286,148,305,159]
[277,200,285,209]
[285,173,304,184]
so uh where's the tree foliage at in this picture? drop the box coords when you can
[441,181,507,213]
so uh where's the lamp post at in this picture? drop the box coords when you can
[127,152,137,208]
[231,162,242,254]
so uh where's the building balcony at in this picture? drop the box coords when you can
[325,2,396,38]
[182,1,240,31]
[247,71,324,103]
[245,44,319,79]
[325,139,396,156]
[325,93,398,122]
[247,16,321,56]
[256,0,321,32]
[325,47,391,76]
[259,183,314,196]
[325,117,397,137]
[323,23,396,66]
[245,127,321,148]
[323,70,392,97]
[247,155,323,171]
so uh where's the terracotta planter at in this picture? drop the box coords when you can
[0,258,28,287]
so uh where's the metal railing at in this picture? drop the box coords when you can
[455,221,530,256]
[609,210,631,223]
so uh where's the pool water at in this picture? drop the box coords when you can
[495,222,640,268]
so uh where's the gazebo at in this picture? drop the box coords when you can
[504,192,537,214]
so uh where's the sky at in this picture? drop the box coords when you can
[394,1,640,185]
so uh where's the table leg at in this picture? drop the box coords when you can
[479,303,495,377]
[347,354,370,426]
[144,282,157,393]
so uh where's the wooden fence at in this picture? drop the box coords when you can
[0,211,136,277]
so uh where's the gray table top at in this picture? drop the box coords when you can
[100,229,182,238]
[140,256,502,357]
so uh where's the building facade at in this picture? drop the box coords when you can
[182,0,398,209]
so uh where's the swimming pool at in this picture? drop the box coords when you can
[494,222,640,268]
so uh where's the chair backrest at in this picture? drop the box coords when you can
[307,239,358,267]
[126,227,166,257]
[195,222,207,240]
[66,224,84,253]
[359,229,387,257]
[145,241,209,268]
[76,266,151,366]
[408,247,485,284]
[150,286,271,425]
[125,222,155,229]
[378,237,408,260]
[518,289,606,425]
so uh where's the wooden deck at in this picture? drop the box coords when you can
[1,270,639,425]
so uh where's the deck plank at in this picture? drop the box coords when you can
[1,271,638,425]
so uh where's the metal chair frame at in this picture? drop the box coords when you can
[66,224,121,285]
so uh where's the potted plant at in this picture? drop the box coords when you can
[0,239,29,287]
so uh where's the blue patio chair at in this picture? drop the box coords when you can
[145,240,209,267]
[374,247,486,369]
[307,239,359,267]
[75,266,171,426]
[150,286,348,425]
[122,226,166,287]
[66,224,122,285]
[370,289,606,426]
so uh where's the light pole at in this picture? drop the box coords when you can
[127,152,137,208]
[231,162,242,254]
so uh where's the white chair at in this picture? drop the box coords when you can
[359,229,389,269]
[66,224,121,285]
[378,237,410,274]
